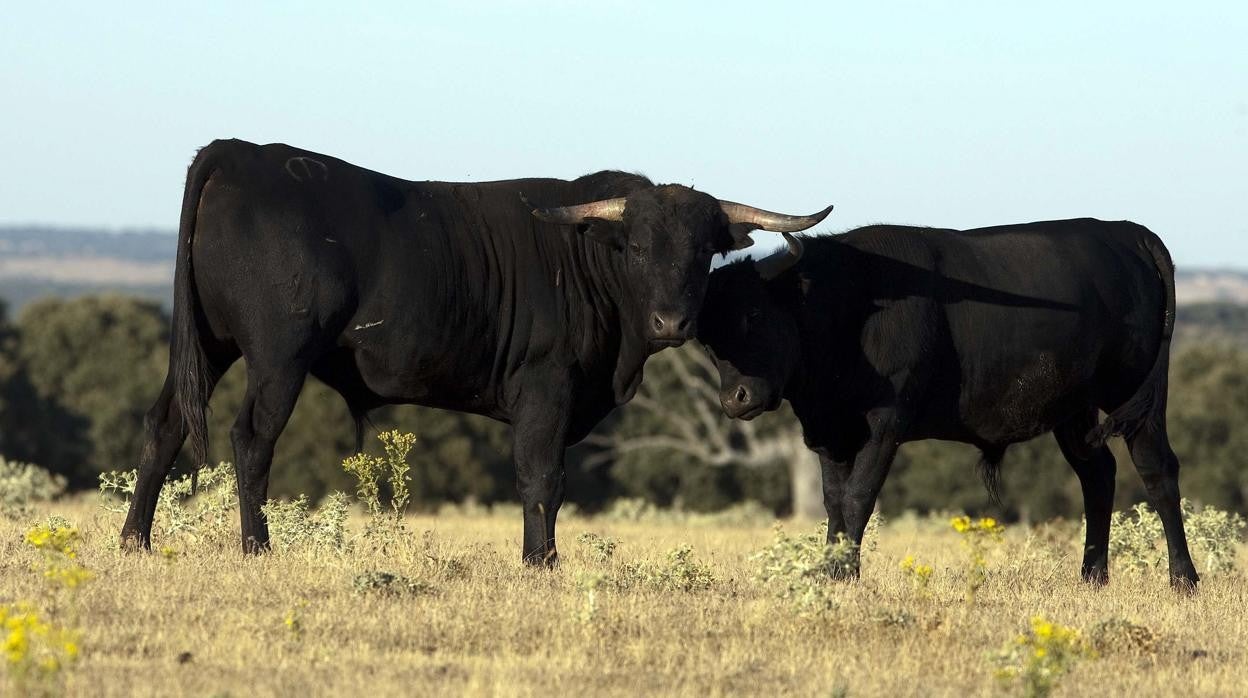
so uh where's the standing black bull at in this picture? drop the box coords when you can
[122,139,832,562]
[697,219,1199,588]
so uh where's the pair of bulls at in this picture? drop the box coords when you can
[123,140,1198,589]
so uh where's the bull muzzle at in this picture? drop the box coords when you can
[649,310,694,345]
[720,383,767,420]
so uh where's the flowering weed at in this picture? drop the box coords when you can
[898,555,934,596]
[1,604,80,696]
[951,515,1003,603]
[343,430,417,539]
[992,616,1094,698]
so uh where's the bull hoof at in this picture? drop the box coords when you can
[522,549,560,568]
[119,531,151,553]
[827,562,860,582]
[1080,567,1109,587]
[1170,570,1199,595]
[242,537,272,555]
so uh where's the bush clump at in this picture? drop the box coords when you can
[0,457,66,520]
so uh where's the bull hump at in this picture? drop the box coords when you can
[284,156,330,182]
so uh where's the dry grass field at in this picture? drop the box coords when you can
[2,491,1246,698]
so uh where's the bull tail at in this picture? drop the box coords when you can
[173,147,222,468]
[1086,231,1175,447]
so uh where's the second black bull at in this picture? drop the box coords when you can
[697,218,1199,588]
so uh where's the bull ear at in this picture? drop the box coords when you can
[728,222,758,250]
[577,218,627,251]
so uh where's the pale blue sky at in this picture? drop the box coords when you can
[2,2,1244,266]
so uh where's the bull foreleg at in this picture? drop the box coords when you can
[835,408,902,579]
[511,379,571,567]
[815,449,851,539]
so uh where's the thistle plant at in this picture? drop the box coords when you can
[951,515,1003,603]
[753,523,842,616]
[1106,503,1165,572]
[261,492,351,553]
[98,462,237,544]
[1181,499,1245,574]
[1105,499,1245,575]
[992,616,1095,698]
[576,532,619,563]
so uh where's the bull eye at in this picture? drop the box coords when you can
[629,242,644,255]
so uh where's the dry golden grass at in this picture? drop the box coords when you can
[3,498,1245,697]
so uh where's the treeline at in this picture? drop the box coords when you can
[1,294,1246,520]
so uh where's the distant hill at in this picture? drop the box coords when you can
[2,224,1247,319]
[0,226,175,312]
[1174,268,1248,305]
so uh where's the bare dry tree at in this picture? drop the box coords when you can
[584,346,825,518]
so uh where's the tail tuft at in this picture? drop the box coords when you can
[977,445,1007,505]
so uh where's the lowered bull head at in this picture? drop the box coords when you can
[698,235,807,419]
[529,187,830,346]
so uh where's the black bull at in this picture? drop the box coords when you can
[697,219,1200,588]
[121,139,832,562]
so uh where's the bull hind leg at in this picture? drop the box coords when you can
[1125,424,1199,589]
[121,357,232,550]
[1053,411,1116,585]
[230,361,308,553]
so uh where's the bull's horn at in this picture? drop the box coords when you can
[720,201,833,232]
[523,194,627,224]
[755,232,805,280]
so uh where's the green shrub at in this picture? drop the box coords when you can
[1087,618,1164,658]
[609,544,716,593]
[351,571,433,597]
[0,457,66,520]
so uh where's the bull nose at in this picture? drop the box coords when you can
[720,384,757,419]
[650,311,693,341]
